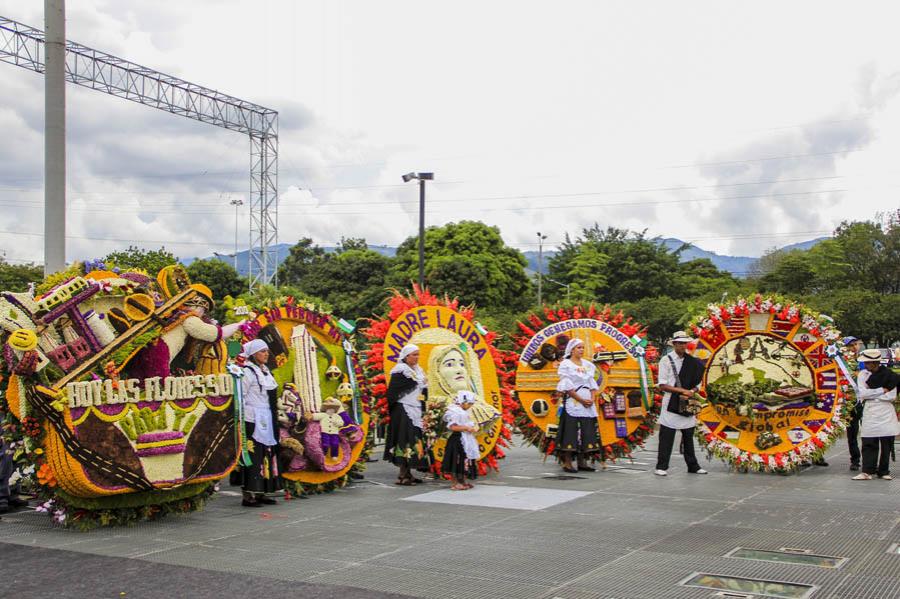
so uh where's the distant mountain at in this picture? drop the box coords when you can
[183,243,396,277]
[523,237,828,278]
[184,237,826,279]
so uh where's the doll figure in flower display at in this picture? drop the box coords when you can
[312,396,361,458]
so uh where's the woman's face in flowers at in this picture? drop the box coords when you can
[439,350,468,392]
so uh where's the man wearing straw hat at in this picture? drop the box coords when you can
[654,330,708,476]
[852,348,899,481]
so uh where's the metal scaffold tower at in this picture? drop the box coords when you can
[0,15,279,289]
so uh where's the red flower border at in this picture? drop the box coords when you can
[361,286,516,475]
[510,304,662,462]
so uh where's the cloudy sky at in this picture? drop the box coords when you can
[1,0,899,266]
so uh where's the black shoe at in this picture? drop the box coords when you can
[577,465,596,472]
[850,464,860,471]
[242,499,263,508]
[7,497,28,508]
[814,460,829,467]
[562,467,578,473]
[258,496,277,505]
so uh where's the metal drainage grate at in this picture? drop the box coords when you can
[679,572,816,599]
[725,547,848,569]
[541,475,587,480]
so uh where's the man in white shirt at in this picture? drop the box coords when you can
[655,331,708,476]
[851,348,899,480]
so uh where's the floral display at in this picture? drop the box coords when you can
[510,304,661,462]
[0,261,237,528]
[225,295,372,496]
[363,286,515,475]
[688,295,848,472]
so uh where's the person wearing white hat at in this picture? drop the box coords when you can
[654,331,707,476]
[383,344,430,485]
[555,338,602,473]
[441,390,480,490]
[239,338,282,506]
[852,348,899,481]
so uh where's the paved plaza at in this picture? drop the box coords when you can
[2,434,899,599]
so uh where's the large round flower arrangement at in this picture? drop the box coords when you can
[224,295,373,496]
[511,304,661,462]
[362,286,516,475]
[689,295,847,472]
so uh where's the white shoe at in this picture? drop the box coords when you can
[879,474,893,480]
[691,469,708,475]
[852,473,873,480]
[653,469,667,476]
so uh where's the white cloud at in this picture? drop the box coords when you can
[1,0,900,265]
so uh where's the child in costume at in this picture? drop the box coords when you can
[312,396,357,458]
[442,390,480,490]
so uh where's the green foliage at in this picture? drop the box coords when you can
[186,259,247,320]
[0,260,43,292]
[751,214,900,344]
[547,226,736,304]
[276,238,391,318]
[102,246,178,275]
[389,221,533,312]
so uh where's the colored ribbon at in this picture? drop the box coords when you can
[342,338,361,423]
[826,344,858,396]
[227,362,253,467]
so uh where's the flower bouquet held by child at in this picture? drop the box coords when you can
[442,391,481,490]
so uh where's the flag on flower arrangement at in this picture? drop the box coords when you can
[336,319,356,334]
[770,317,797,338]
[703,420,720,432]
[718,426,741,441]
[792,331,817,351]
[787,427,810,444]
[816,370,837,391]
[813,392,835,413]
[804,344,833,369]
[725,315,747,336]
[803,419,826,433]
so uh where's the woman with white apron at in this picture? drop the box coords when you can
[240,339,282,506]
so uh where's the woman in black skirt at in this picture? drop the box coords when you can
[383,343,430,485]
[442,390,480,490]
[239,338,283,506]
[555,338,602,473]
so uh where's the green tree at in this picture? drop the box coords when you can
[186,259,247,320]
[0,260,44,291]
[276,238,329,287]
[547,226,735,303]
[102,246,178,274]
[389,221,533,312]
[759,251,816,295]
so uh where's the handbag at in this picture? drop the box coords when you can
[665,355,698,417]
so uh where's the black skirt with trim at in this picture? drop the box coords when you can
[555,411,601,455]
[383,403,431,470]
[441,432,478,479]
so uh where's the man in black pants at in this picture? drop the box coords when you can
[654,331,707,476]
[843,336,864,470]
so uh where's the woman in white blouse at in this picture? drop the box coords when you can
[239,338,282,506]
[555,339,601,473]
[852,348,899,481]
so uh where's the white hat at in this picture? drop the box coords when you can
[563,338,584,358]
[398,343,419,363]
[454,390,476,405]
[241,338,269,357]
[857,348,882,363]
[668,330,694,345]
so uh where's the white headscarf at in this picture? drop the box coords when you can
[563,338,584,359]
[398,343,419,363]
[242,338,269,358]
[454,390,476,405]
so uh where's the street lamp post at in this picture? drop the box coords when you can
[536,232,548,305]
[402,172,434,288]
[229,198,243,272]
[544,276,571,302]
